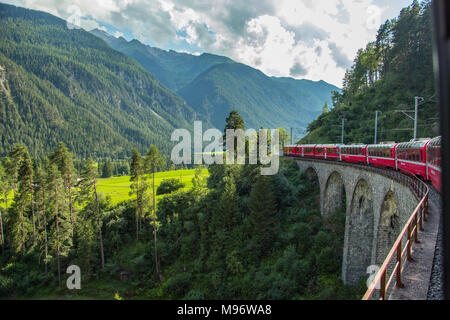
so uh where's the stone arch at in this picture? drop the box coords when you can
[346,178,374,285]
[323,171,346,217]
[304,167,319,184]
[375,191,400,265]
[302,167,320,207]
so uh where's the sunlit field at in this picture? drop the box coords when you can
[96,168,209,205]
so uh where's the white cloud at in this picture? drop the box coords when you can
[113,31,123,38]
[16,0,402,87]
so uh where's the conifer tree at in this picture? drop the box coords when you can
[145,145,165,279]
[46,163,72,284]
[9,147,33,255]
[129,149,148,240]
[78,158,105,269]
[50,142,76,226]
[247,175,277,257]
[8,144,27,197]
[34,162,49,272]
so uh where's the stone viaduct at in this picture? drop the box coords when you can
[295,159,420,285]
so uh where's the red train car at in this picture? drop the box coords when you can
[314,145,326,159]
[367,143,397,170]
[283,145,298,157]
[426,136,442,192]
[340,145,368,164]
[396,139,429,179]
[321,145,340,160]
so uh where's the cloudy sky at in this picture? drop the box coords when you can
[3,0,413,87]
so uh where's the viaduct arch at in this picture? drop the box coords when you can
[295,159,419,285]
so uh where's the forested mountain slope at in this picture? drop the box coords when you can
[300,1,437,145]
[92,29,340,131]
[178,62,340,130]
[0,3,201,159]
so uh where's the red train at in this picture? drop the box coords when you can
[283,137,442,193]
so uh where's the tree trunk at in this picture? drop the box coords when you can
[94,183,105,269]
[21,203,25,255]
[55,184,61,285]
[69,184,73,225]
[136,175,139,241]
[44,204,48,275]
[152,171,159,279]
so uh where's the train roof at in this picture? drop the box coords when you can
[397,139,430,148]
[367,143,397,148]
[341,144,368,148]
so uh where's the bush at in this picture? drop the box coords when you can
[157,179,184,195]
[163,273,192,299]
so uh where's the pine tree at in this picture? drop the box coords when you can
[78,158,105,269]
[101,161,113,178]
[224,110,245,132]
[8,144,27,197]
[50,142,76,227]
[129,149,148,241]
[219,176,240,233]
[9,147,33,255]
[46,163,72,284]
[34,162,49,272]
[247,175,277,257]
[145,145,165,280]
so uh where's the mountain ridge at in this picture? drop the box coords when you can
[91,29,340,131]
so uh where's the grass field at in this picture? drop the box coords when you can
[97,168,209,205]
[0,169,209,209]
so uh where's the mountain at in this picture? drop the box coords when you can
[91,30,340,131]
[0,3,202,159]
[178,62,340,130]
[91,29,233,92]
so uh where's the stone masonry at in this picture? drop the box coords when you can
[296,159,418,285]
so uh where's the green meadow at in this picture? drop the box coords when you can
[96,168,209,205]
[0,169,209,209]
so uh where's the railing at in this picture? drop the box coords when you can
[286,156,430,300]
[362,171,429,300]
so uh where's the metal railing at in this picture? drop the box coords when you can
[285,156,430,300]
[362,171,429,300]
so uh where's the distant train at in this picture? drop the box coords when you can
[283,136,442,192]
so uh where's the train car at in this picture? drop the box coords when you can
[283,145,303,157]
[367,143,397,170]
[340,145,368,164]
[314,145,326,159]
[426,136,442,192]
[301,145,316,158]
[323,145,341,160]
[396,139,430,179]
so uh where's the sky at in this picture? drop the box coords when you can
[2,0,414,87]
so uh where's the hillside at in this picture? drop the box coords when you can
[91,29,233,92]
[301,1,438,145]
[178,62,340,130]
[0,3,202,159]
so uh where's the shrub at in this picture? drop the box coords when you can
[157,179,184,195]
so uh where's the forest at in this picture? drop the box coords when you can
[0,3,203,159]
[301,0,438,145]
[0,111,365,300]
